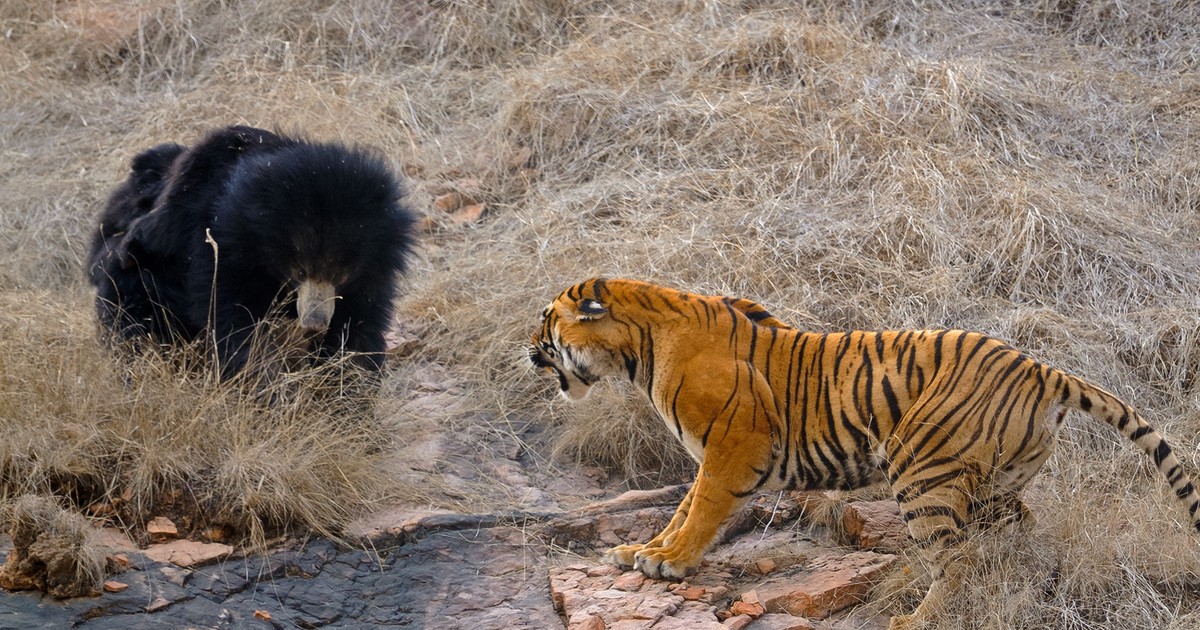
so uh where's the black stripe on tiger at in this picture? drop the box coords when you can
[529,278,1200,624]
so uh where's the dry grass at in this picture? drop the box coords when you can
[3,0,1200,624]
[0,495,106,598]
[0,291,422,549]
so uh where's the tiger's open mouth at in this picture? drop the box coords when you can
[529,344,571,393]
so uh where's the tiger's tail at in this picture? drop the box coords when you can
[1065,375,1200,533]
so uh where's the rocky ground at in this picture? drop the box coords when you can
[1,368,908,629]
[0,484,905,629]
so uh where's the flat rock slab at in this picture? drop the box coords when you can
[748,551,897,620]
[0,526,562,629]
[141,539,233,567]
[0,487,895,629]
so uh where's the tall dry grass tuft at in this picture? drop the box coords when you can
[3,0,1200,623]
[0,495,106,599]
[0,291,419,549]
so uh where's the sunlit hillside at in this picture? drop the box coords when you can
[2,1,1200,626]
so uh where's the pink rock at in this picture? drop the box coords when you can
[842,500,909,551]
[752,551,897,619]
[729,600,765,618]
[755,558,778,574]
[569,613,606,630]
[646,614,726,630]
[145,516,178,542]
[587,565,621,578]
[723,615,753,629]
[91,527,138,552]
[549,567,583,612]
[145,596,171,612]
[612,571,646,592]
[142,540,233,567]
[607,621,651,630]
[754,613,817,630]
[449,202,487,224]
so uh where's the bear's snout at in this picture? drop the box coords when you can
[296,279,338,333]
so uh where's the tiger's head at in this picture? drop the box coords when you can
[529,277,633,401]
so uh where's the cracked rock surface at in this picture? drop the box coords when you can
[1,488,903,629]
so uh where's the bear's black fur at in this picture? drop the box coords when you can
[87,141,190,344]
[87,125,417,378]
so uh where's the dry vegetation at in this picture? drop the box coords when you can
[2,0,1200,625]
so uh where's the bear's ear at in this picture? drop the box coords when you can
[576,298,608,321]
[116,236,144,270]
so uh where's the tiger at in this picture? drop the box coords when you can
[528,277,1200,629]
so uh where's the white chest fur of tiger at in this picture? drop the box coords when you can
[529,277,1200,629]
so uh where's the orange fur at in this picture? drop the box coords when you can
[530,278,1200,628]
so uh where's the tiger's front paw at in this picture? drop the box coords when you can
[604,543,644,569]
[632,545,702,580]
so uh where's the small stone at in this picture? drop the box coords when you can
[755,558,778,574]
[723,614,753,629]
[417,215,439,234]
[433,192,466,213]
[449,202,486,224]
[570,614,605,630]
[729,601,765,618]
[145,517,178,542]
[159,566,190,587]
[612,571,645,592]
[202,525,232,543]
[587,565,620,578]
[842,500,908,551]
[106,554,130,571]
[705,585,730,600]
[102,581,128,593]
[591,588,627,600]
[86,502,114,517]
[92,528,137,552]
[145,596,171,612]
[254,610,272,621]
[674,585,707,601]
[480,556,526,577]
[142,540,233,568]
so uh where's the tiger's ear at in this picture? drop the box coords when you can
[577,298,608,321]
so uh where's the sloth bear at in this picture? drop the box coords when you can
[87,125,417,378]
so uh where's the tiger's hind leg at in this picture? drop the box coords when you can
[606,484,696,568]
[970,491,1036,531]
[888,473,977,630]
